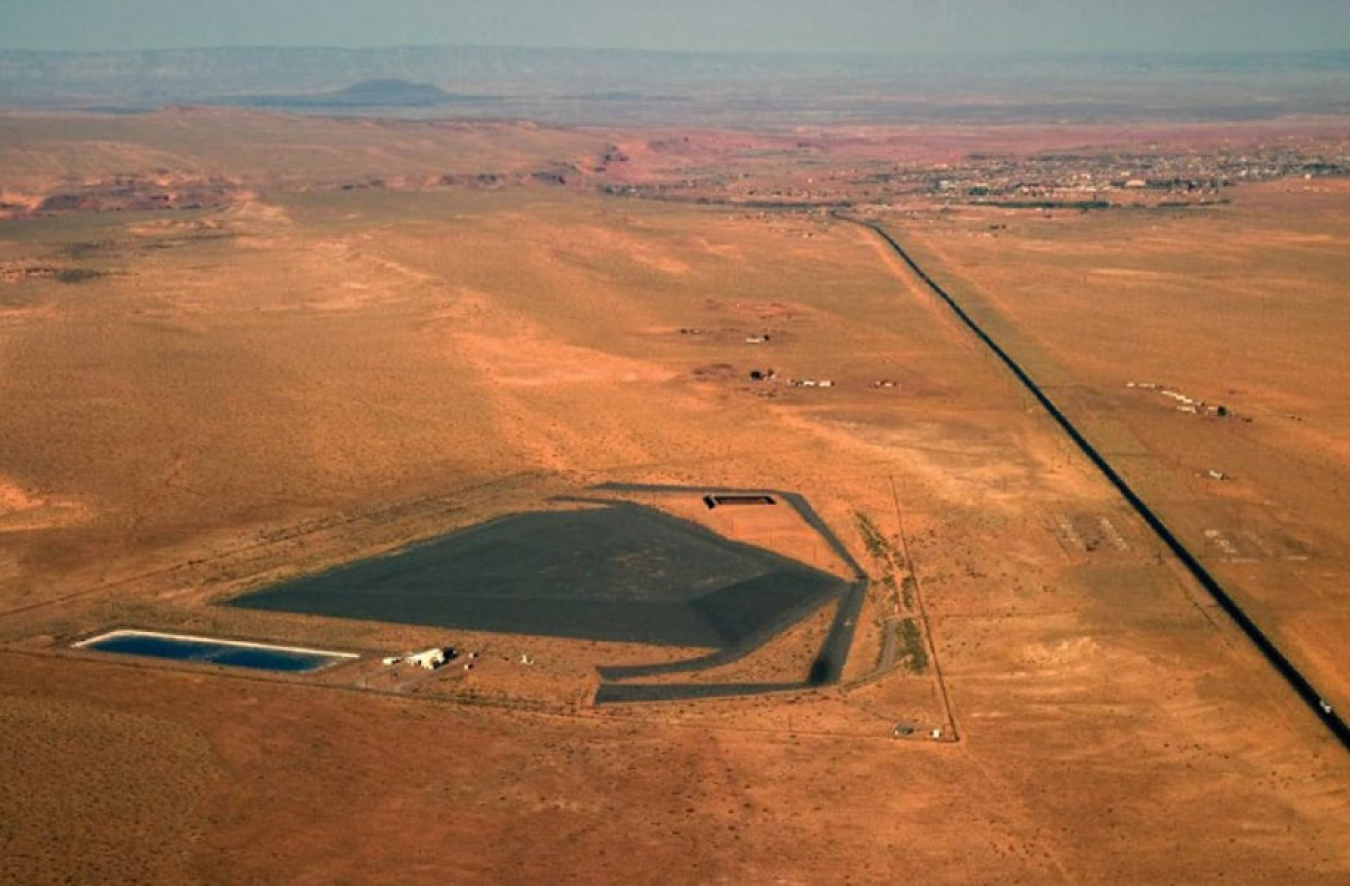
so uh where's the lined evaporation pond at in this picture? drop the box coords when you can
[74,630,358,673]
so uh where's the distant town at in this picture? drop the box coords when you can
[603,137,1350,209]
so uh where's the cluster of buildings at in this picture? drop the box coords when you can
[605,139,1347,211]
[842,143,1348,209]
[1127,382,1230,418]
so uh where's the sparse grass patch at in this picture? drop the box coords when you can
[55,267,106,284]
[855,511,890,561]
[897,618,928,675]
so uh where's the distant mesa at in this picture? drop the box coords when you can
[324,79,462,105]
[241,78,490,109]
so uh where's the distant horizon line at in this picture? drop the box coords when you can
[2,43,1347,60]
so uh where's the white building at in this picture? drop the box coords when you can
[408,648,448,669]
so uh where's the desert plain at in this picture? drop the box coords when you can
[1,105,1349,884]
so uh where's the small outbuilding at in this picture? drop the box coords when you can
[384,646,456,670]
[408,647,449,669]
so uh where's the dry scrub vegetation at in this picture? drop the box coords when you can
[1,110,1348,884]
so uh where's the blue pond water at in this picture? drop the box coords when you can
[78,631,351,672]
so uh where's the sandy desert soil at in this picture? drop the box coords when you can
[890,179,1350,713]
[1,110,1348,884]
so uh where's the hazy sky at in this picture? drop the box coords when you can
[1,0,1346,54]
